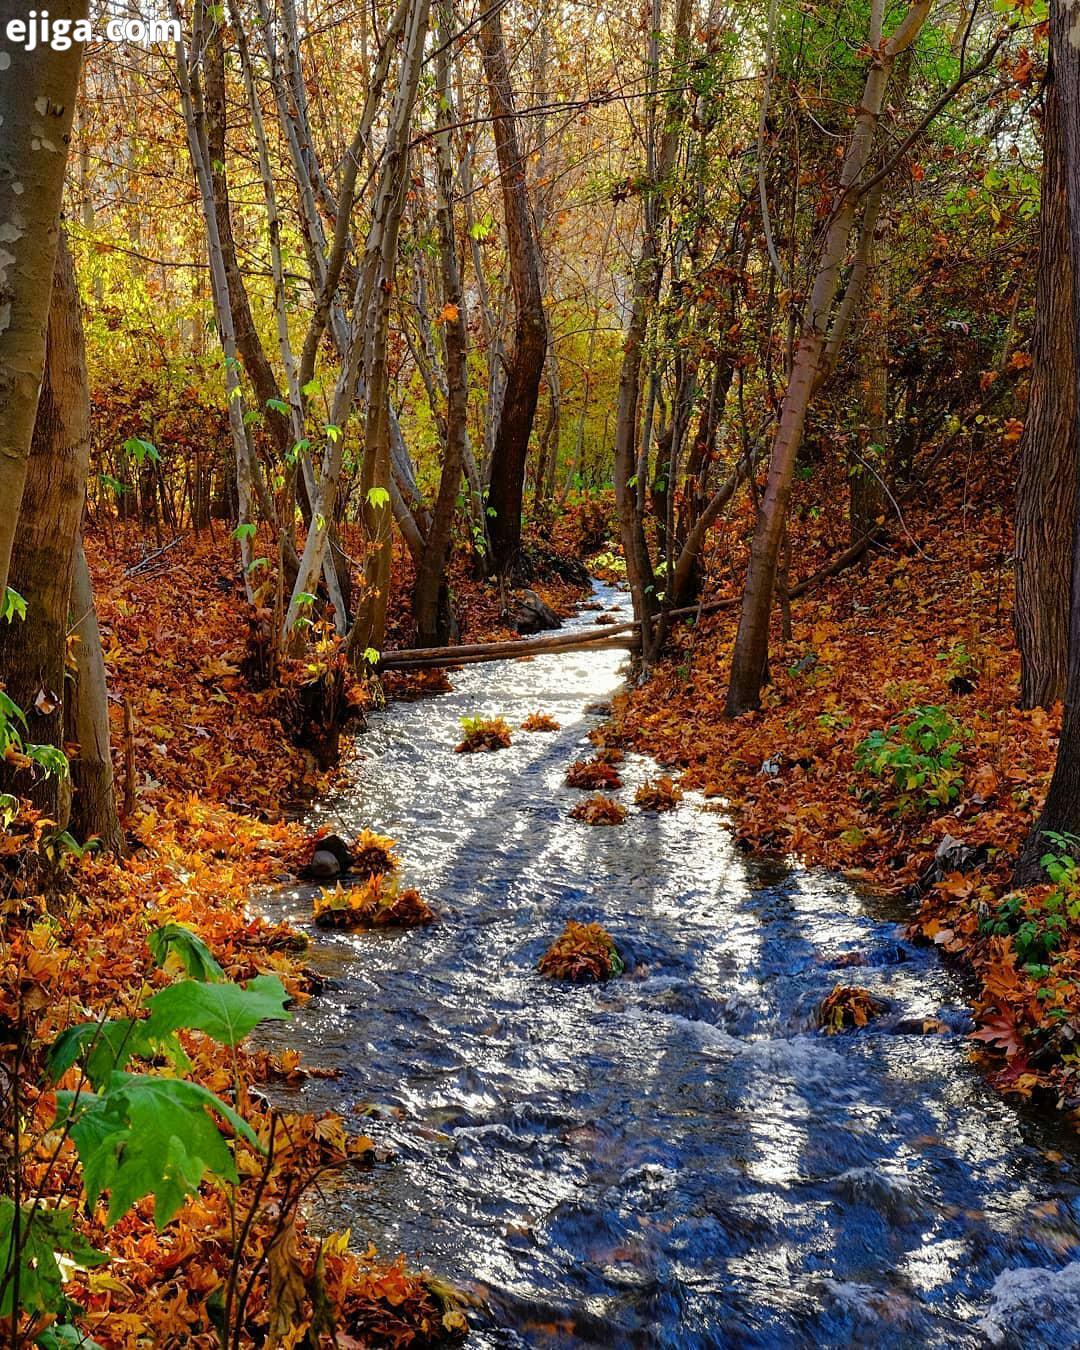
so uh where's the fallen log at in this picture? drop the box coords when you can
[377,534,895,674]
[377,627,640,671]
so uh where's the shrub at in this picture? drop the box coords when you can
[979,831,1080,975]
[538,920,624,982]
[314,876,435,929]
[854,704,967,809]
[566,757,622,790]
[569,794,626,825]
[455,716,512,753]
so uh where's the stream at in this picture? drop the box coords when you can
[260,583,1080,1348]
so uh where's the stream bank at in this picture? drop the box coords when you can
[262,584,1080,1348]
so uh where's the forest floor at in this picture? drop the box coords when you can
[614,458,1077,1113]
[8,525,582,1348]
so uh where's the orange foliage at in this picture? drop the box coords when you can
[521,712,561,732]
[0,527,463,1347]
[634,776,682,812]
[455,717,512,753]
[351,828,400,879]
[314,876,435,930]
[538,920,624,982]
[565,757,622,790]
[817,985,888,1033]
[569,795,627,825]
[613,465,1080,1104]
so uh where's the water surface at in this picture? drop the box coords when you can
[260,585,1080,1348]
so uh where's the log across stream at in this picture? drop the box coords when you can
[260,583,1080,1348]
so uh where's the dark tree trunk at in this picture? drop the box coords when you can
[413,0,467,646]
[0,233,91,828]
[479,0,549,575]
[1015,68,1078,711]
[204,26,289,450]
[1016,2,1080,882]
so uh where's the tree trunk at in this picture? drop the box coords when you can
[0,0,87,600]
[1015,68,1077,710]
[479,0,549,575]
[67,539,123,853]
[0,233,90,828]
[725,0,929,716]
[850,219,889,542]
[341,0,431,658]
[413,0,468,647]
[612,0,693,667]
[1016,0,1080,883]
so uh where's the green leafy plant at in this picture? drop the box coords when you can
[0,1199,107,1332]
[980,833,1080,974]
[855,704,967,810]
[2,586,27,623]
[3,924,292,1342]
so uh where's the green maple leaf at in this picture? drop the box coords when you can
[57,1074,259,1229]
[147,923,225,983]
[144,973,290,1046]
[46,1017,189,1090]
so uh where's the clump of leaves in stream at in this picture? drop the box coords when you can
[455,715,512,753]
[566,756,622,790]
[569,794,627,826]
[539,921,624,983]
[816,984,888,1033]
[854,704,968,811]
[635,776,682,812]
[314,875,435,929]
[521,711,561,732]
[351,828,399,879]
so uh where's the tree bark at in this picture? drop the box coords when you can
[67,539,123,853]
[413,0,468,646]
[479,0,549,574]
[0,0,87,600]
[612,0,693,667]
[1016,1,1080,881]
[0,233,90,828]
[340,0,431,658]
[725,0,929,716]
[1015,68,1078,710]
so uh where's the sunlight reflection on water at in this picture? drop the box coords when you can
[258,584,1080,1349]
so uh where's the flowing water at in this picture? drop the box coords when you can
[260,584,1080,1348]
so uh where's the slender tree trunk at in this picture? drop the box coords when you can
[341,0,431,658]
[414,0,468,646]
[0,0,87,600]
[850,219,889,541]
[175,5,259,602]
[613,0,692,666]
[1016,0,1080,882]
[1016,68,1077,710]
[725,0,929,716]
[0,233,90,828]
[479,0,549,575]
[67,539,123,853]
